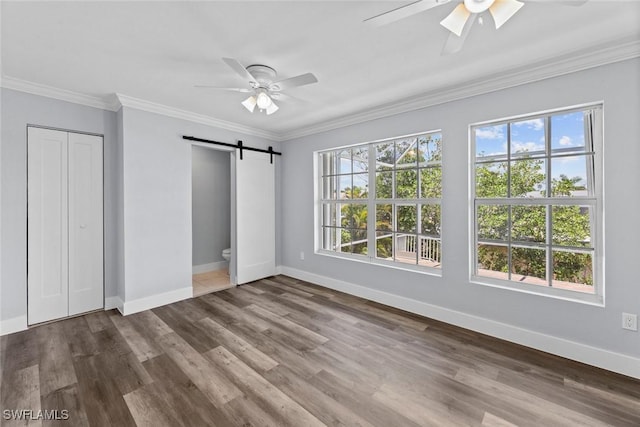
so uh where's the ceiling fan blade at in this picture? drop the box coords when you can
[489,0,524,29]
[440,3,471,37]
[363,0,452,27]
[441,13,477,55]
[222,57,257,85]
[270,91,306,104]
[194,85,252,93]
[270,73,318,91]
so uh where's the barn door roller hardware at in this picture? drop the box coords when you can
[183,135,281,164]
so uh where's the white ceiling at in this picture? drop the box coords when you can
[2,1,639,140]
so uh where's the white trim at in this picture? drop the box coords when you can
[279,39,640,141]
[104,296,123,312]
[2,39,638,142]
[120,286,192,316]
[193,260,228,274]
[0,316,28,336]
[279,266,640,380]
[0,76,120,111]
[115,94,279,141]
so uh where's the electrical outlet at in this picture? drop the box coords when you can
[622,313,637,331]
[300,251,305,260]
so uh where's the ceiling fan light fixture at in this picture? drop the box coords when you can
[256,90,273,109]
[489,0,524,29]
[266,101,279,115]
[464,0,496,14]
[241,95,257,113]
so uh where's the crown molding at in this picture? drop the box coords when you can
[0,75,120,111]
[114,94,279,141]
[3,37,638,143]
[279,38,640,141]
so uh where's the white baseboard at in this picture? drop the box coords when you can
[280,266,640,380]
[121,286,192,316]
[193,261,228,274]
[0,315,28,336]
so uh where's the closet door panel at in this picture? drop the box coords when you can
[27,127,69,324]
[68,132,104,315]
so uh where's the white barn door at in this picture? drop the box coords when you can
[28,127,103,325]
[235,149,276,284]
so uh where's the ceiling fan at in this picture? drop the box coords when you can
[196,58,318,115]
[365,0,587,55]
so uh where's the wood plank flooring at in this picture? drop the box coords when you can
[2,275,639,426]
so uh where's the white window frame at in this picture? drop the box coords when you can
[315,130,443,275]
[469,103,604,305]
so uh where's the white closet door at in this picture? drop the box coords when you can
[28,127,69,324]
[68,132,103,316]
[235,150,276,284]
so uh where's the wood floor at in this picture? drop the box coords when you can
[2,275,639,427]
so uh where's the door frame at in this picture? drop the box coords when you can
[26,124,106,325]
[189,142,237,285]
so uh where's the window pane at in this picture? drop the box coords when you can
[510,118,545,158]
[395,138,417,165]
[552,250,593,292]
[338,228,352,253]
[321,152,335,176]
[420,204,440,237]
[375,143,394,171]
[420,166,441,198]
[477,205,508,241]
[352,146,368,173]
[476,162,507,198]
[322,176,336,199]
[418,235,441,268]
[322,203,337,227]
[352,173,369,198]
[340,204,367,229]
[510,159,546,198]
[477,244,508,280]
[375,171,393,198]
[376,204,393,231]
[551,155,592,197]
[396,170,417,199]
[396,205,417,233]
[511,205,546,244]
[395,234,417,265]
[322,226,336,251]
[336,149,351,174]
[351,230,368,255]
[511,247,547,285]
[551,111,586,154]
[375,231,393,260]
[475,124,507,160]
[338,175,351,199]
[419,133,442,164]
[552,206,591,247]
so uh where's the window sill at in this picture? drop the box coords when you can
[315,249,443,277]
[470,275,604,307]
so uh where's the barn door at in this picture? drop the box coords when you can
[235,150,276,284]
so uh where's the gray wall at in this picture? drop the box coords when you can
[0,88,119,322]
[280,58,640,359]
[120,107,281,301]
[192,145,231,266]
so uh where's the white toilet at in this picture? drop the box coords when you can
[222,248,231,262]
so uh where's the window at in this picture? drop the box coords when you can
[471,105,603,302]
[318,131,442,273]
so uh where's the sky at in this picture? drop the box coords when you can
[475,111,591,188]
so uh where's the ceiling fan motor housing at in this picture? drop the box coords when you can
[246,64,278,88]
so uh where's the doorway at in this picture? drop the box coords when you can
[191,145,233,296]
